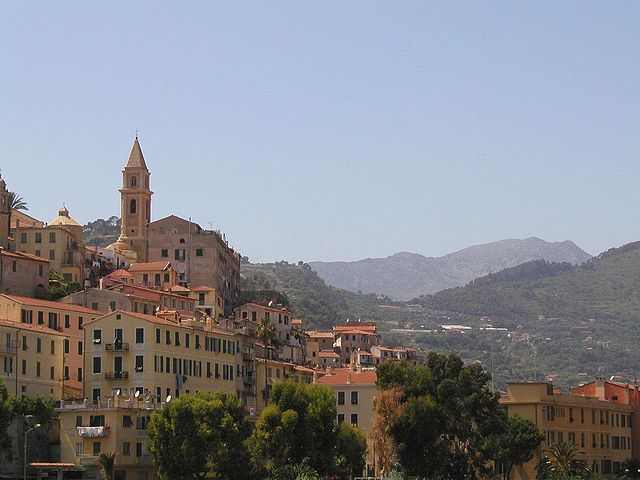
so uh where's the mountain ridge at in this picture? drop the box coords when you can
[309,237,591,300]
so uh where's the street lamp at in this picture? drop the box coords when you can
[23,421,41,480]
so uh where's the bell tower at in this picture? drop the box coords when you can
[114,136,153,262]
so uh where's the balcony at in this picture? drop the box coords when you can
[104,371,129,380]
[105,342,129,352]
[77,425,110,437]
[243,376,255,386]
[0,343,17,355]
[242,352,254,362]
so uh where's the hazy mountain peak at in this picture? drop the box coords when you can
[309,238,591,301]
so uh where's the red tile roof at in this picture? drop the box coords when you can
[307,331,334,339]
[2,295,102,315]
[191,286,215,292]
[128,261,171,272]
[106,268,133,279]
[0,319,67,337]
[318,351,340,358]
[0,248,49,263]
[316,368,377,385]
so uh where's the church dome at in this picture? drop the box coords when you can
[49,205,82,227]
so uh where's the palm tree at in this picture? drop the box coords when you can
[536,441,589,479]
[256,316,276,401]
[7,191,28,238]
[96,451,117,480]
[619,458,640,479]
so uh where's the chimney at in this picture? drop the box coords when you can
[347,373,352,385]
[596,377,605,399]
[326,366,333,376]
[312,370,318,384]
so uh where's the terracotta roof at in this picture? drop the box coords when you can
[291,319,302,325]
[170,285,190,293]
[318,351,340,358]
[333,322,376,332]
[191,286,215,292]
[129,261,171,272]
[307,331,334,339]
[0,249,49,263]
[240,302,293,314]
[106,268,133,279]
[0,319,67,337]
[336,329,378,336]
[294,365,315,374]
[2,295,102,314]
[125,137,148,170]
[86,310,184,329]
[316,368,377,385]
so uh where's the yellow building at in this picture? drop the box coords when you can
[14,205,87,283]
[58,397,158,480]
[0,317,66,399]
[83,310,242,403]
[500,382,633,479]
[0,294,101,398]
[316,366,377,473]
[190,286,225,318]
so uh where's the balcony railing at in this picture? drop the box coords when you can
[243,376,255,386]
[105,342,129,351]
[242,352,254,362]
[0,344,17,355]
[77,425,110,437]
[104,371,129,380]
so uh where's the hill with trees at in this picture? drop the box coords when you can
[83,216,120,246]
[309,237,591,300]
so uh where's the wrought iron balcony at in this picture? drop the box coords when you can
[104,371,129,380]
[105,342,129,351]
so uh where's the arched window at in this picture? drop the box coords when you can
[131,176,137,187]
[179,238,185,244]
[164,273,170,283]
[130,199,137,214]
[154,274,161,286]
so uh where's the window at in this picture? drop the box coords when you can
[154,274,161,285]
[77,368,82,382]
[185,334,190,348]
[64,339,69,354]
[350,414,358,426]
[49,249,55,260]
[161,249,168,258]
[22,336,27,351]
[130,176,137,187]
[123,415,133,428]
[130,199,137,214]
[64,314,70,328]
[12,261,16,273]
[50,366,55,379]
[78,316,83,329]
[196,248,203,256]
[93,442,101,455]
[337,391,345,405]
[135,355,144,372]
[36,338,41,353]
[175,249,185,261]
[175,332,180,346]
[35,232,42,244]
[123,442,131,456]
[136,328,144,344]
[166,331,171,345]
[142,273,148,284]
[35,249,41,257]
[78,341,83,355]
[136,442,143,457]
[76,415,83,427]
[351,391,358,405]
[21,309,33,324]
[49,232,56,243]
[36,362,41,377]
[48,312,57,330]
[37,311,44,324]
[50,340,55,354]
[337,413,345,423]
[38,265,43,276]
[21,359,26,375]
[20,232,27,243]
[93,329,102,344]
[164,273,169,282]
[93,357,102,374]
[156,328,161,343]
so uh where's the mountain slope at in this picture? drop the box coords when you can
[309,237,591,300]
[414,241,640,325]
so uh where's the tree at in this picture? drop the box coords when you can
[619,458,640,479]
[256,317,276,398]
[496,414,543,480]
[536,441,590,479]
[370,386,404,476]
[335,422,367,479]
[7,191,28,237]
[96,451,117,480]
[147,392,251,480]
[376,352,508,479]
[0,380,12,457]
[248,381,337,478]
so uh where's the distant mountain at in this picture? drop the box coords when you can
[414,241,640,324]
[309,237,591,301]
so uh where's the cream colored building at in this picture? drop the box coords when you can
[14,205,88,284]
[316,366,376,472]
[128,261,177,290]
[500,382,633,479]
[0,294,100,398]
[0,317,66,399]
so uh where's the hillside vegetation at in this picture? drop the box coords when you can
[310,237,591,300]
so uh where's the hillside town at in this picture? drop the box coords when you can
[0,139,638,480]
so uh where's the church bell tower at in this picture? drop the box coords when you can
[114,136,153,262]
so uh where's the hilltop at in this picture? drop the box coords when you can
[240,262,406,330]
[309,237,591,300]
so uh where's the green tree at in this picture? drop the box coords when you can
[0,380,13,456]
[496,414,543,480]
[619,458,640,479]
[147,392,251,480]
[536,441,590,479]
[335,422,367,479]
[96,451,117,480]
[249,381,337,478]
[7,191,27,238]
[256,316,276,398]
[376,352,508,479]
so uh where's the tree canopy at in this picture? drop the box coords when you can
[147,392,251,480]
[496,414,543,480]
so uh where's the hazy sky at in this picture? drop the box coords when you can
[1,2,638,262]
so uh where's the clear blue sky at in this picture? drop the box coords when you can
[1,2,638,262]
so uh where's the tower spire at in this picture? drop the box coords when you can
[126,136,148,170]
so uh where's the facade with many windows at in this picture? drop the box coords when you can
[500,382,633,479]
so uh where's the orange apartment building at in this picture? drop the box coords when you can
[0,294,102,398]
[333,322,380,364]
